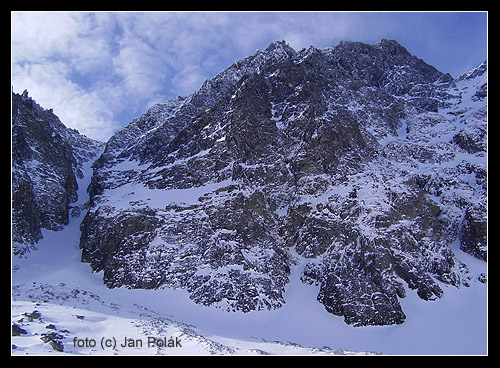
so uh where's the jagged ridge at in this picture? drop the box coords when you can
[80,40,487,326]
[13,39,486,327]
[12,90,104,255]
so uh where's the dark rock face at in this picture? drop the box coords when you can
[12,90,104,255]
[460,203,487,261]
[79,40,486,326]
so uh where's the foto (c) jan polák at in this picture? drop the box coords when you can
[72,336,182,350]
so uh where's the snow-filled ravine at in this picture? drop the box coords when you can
[12,156,487,355]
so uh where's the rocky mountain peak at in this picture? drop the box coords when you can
[77,39,487,327]
[263,39,297,58]
[12,39,486,328]
[376,38,410,55]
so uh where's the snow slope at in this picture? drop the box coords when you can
[12,155,487,355]
[10,157,366,355]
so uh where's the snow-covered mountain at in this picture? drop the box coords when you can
[80,39,487,326]
[12,90,104,255]
[12,39,487,355]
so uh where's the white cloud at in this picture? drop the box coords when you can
[171,66,206,96]
[12,60,120,142]
[12,12,82,62]
[12,13,131,141]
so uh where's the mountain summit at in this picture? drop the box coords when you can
[14,40,487,327]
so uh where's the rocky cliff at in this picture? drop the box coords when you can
[19,39,486,327]
[12,90,104,255]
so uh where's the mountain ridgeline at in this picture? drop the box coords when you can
[12,90,104,255]
[13,39,487,327]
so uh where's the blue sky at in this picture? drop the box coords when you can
[11,11,487,142]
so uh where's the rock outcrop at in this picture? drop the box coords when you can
[44,39,485,326]
[12,90,104,255]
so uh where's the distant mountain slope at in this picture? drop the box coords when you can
[12,90,104,255]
